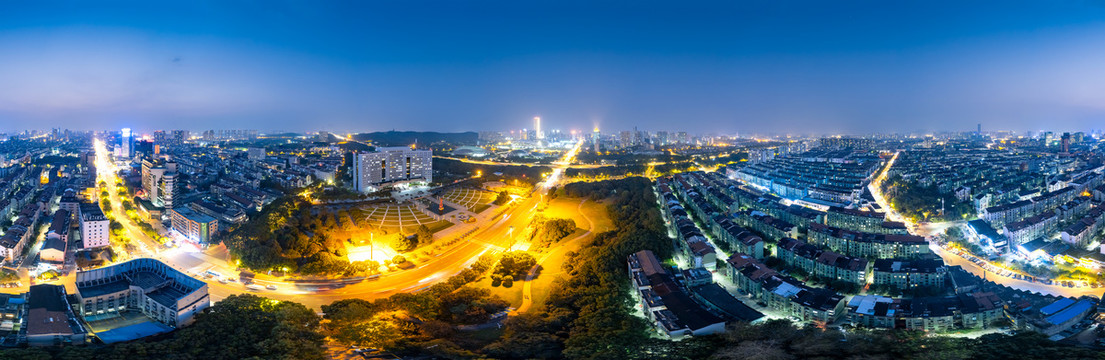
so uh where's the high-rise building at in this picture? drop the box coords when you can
[591,127,601,152]
[153,130,189,148]
[120,128,133,158]
[142,159,178,208]
[160,172,179,209]
[351,147,433,192]
[172,130,189,145]
[79,202,109,249]
[169,207,219,245]
[203,129,257,140]
[619,131,633,148]
[534,116,543,140]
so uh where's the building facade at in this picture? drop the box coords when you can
[352,147,432,192]
[74,258,209,328]
[79,202,109,249]
[169,207,219,245]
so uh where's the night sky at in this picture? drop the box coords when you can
[2,1,1105,135]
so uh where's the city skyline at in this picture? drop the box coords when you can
[2,1,1105,134]
[5,2,1105,358]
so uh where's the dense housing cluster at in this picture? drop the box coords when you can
[730,149,881,207]
[637,156,1102,341]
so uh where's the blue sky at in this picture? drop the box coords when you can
[2,1,1105,135]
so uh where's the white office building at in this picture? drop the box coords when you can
[352,147,432,192]
[79,202,109,249]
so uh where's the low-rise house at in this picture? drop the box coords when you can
[776,238,868,286]
[735,210,798,241]
[847,292,1004,332]
[807,223,930,259]
[627,250,726,339]
[25,284,86,346]
[725,253,847,324]
[711,216,765,259]
[872,258,947,290]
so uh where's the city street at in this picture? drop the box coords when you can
[933,243,1104,298]
[9,138,588,310]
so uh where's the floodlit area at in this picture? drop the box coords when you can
[346,245,399,264]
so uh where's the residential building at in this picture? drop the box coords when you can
[351,147,432,192]
[776,238,868,286]
[847,292,1004,332]
[25,284,86,346]
[169,207,219,245]
[825,206,884,233]
[628,250,726,339]
[872,258,947,290]
[246,147,266,161]
[141,158,179,209]
[735,210,798,242]
[79,202,109,249]
[807,223,930,259]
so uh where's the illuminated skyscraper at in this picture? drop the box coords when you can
[534,116,543,140]
[120,128,133,158]
[591,126,600,152]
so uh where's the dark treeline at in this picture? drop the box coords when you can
[433,157,549,185]
[352,131,478,147]
[0,294,327,360]
[222,196,369,275]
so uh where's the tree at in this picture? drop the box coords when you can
[391,234,418,252]
[3,294,329,359]
[533,217,577,248]
[494,251,537,278]
[438,286,509,324]
[493,190,511,205]
[415,224,434,244]
[168,294,326,360]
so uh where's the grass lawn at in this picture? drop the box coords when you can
[470,203,491,214]
[543,197,614,234]
[426,220,455,233]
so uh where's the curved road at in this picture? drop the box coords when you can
[933,243,1104,298]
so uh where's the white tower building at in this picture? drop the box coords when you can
[534,116,543,140]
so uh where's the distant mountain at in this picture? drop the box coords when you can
[261,132,302,138]
[352,131,477,147]
[336,141,372,152]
